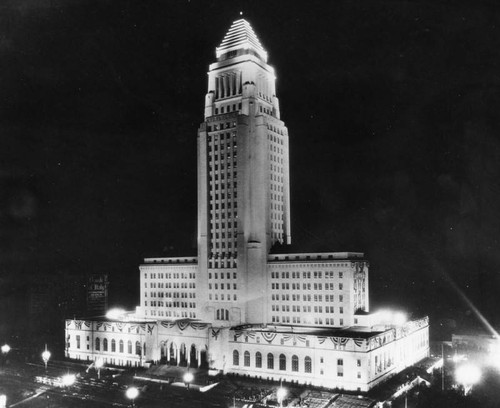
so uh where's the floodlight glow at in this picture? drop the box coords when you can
[62,374,76,386]
[456,364,481,386]
[1,344,10,354]
[394,312,407,325]
[277,387,287,401]
[106,308,127,320]
[183,372,194,383]
[95,358,104,369]
[377,310,393,322]
[0,395,6,408]
[375,309,408,325]
[452,354,467,363]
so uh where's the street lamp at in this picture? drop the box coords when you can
[455,363,481,395]
[1,344,9,366]
[183,371,194,390]
[95,357,104,379]
[41,345,51,372]
[125,387,139,408]
[277,387,287,408]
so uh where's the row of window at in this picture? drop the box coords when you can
[208,293,237,301]
[209,160,237,173]
[233,351,312,373]
[271,305,342,314]
[213,103,241,115]
[271,283,344,291]
[146,301,195,308]
[209,272,237,280]
[271,271,344,279]
[75,337,145,355]
[146,310,196,319]
[209,172,237,182]
[209,283,237,290]
[207,122,237,134]
[208,260,237,269]
[270,316,344,326]
[145,272,195,280]
[208,139,237,152]
[145,292,196,299]
[266,126,285,138]
[145,282,195,289]
[270,294,343,303]
[209,252,237,260]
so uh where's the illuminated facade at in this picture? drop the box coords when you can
[66,19,429,391]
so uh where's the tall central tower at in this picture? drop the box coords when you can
[197,19,291,325]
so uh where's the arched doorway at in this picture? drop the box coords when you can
[179,343,187,366]
[200,348,208,368]
[189,344,197,368]
[169,343,177,366]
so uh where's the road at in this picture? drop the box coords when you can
[0,361,227,408]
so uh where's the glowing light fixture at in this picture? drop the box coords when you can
[455,363,481,395]
[126,387,139,407]
[106,308,127,320]
[42,345,51,371]
[62,373,76,386]
[184,371,194,389]
[277,387,287,408]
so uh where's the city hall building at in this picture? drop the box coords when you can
[66,19,429,392]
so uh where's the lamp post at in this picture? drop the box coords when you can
[183,371,194,390]
[277,386,287,408]
[42,345,51,372]
[95,357,104,379]
[126,387,139,408]
[1,344,9,366]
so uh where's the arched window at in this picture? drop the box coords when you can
[103,338,108,352]
[119,340,124,353]
[267,353,274,369]
[244,351,250,367]
[111,339,116,352]
[136,341,141,355]
[95,337,100,351]
[304,356,312,373]
[255,352,262,368]
[292,355,299,372]
[279,354,286,371]
[233,350,239,366]
[128,340,132,354]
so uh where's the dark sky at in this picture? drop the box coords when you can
[1,0,500,330]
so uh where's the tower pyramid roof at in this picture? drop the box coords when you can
[216,19,268,62]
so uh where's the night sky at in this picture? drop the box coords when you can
[1,0,500,333]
